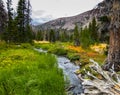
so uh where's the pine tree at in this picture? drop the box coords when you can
[36,30,43,41]
[49,29,55,42]
[0,0,7,34]
[59,31,65,42]
[16,0,26,43]
[25,0,33,43]
[73,25,80,46]
[80,26,89,48]
[59,30,68,42]
[91,17,98,41]
[3,0,14,43]
[16,0,32,43]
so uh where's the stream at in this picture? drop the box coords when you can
[58,57,83,95]
[35,48,83,95]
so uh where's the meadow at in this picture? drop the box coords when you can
[0,43,65,95]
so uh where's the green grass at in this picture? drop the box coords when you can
[35,42,68,56]
[66,52,80,61]
[48,47,67,56]
[0,48,65,95]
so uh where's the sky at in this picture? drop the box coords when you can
[3,0,103,24]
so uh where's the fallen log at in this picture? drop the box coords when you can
[78,59,120,95]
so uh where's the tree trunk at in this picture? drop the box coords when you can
[104,29,120,71]
[102,0,120,71]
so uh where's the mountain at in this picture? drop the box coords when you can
[36,10,92,30]
[36,1,107,31]
[32,17,53,25]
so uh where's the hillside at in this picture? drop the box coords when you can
[36,1,106,30]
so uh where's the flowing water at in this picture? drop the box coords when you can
[35,48,83,95]
[57,57,83,95]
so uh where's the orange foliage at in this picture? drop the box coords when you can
[87,52,98,57]
[67,46,85,53]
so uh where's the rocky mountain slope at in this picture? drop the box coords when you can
[36,1,107,31]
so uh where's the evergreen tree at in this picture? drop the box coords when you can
[59,31,65,42]
[79,19,99,48]
[0,0,7,34]
[49,29,55,42]
[80,27,86,48]
[73,25,80,46]
[80,26,93,48]
[25,0,31,25]
[3,0,14,42]
[16,0,32,43]
[25,0,33,43]
[91,17,98,41]
[88,22,92,36]
[16,0,25,42]
[59,31,67,42]
[55,30,60,41]
[36,30,43,41]
[7,0,13,27]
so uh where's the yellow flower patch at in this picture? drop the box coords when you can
[90,43,107,54]
[34,40,50,44]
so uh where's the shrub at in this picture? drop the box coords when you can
[20,43,32,49]
[48,48,67,56]
[34,43,52,50]
[0,41,7,49]
[66,53,80,61]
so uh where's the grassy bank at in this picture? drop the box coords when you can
[0,44,65,95]
[34,41,106,64]
[34,41,107,77]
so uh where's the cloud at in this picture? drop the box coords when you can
[32,9,54,25]
[32,10,45,16]
[36,15,53,23]
[32,15,53,25]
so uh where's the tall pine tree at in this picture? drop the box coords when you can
[91,17,98,42]
[25,0,33,43]
[49,29,55,42]
[73,25,80,46]
[3,0,14,42]
[16,0,26,43]
[16,0,32,43]
[0,0,7,34]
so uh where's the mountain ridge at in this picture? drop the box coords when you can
[36,1,105,30]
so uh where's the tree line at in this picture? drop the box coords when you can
[0,0,33,43]
[0,0,104,46]
[34,17,100,48]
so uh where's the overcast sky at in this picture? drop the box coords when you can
[3,0,103,23]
